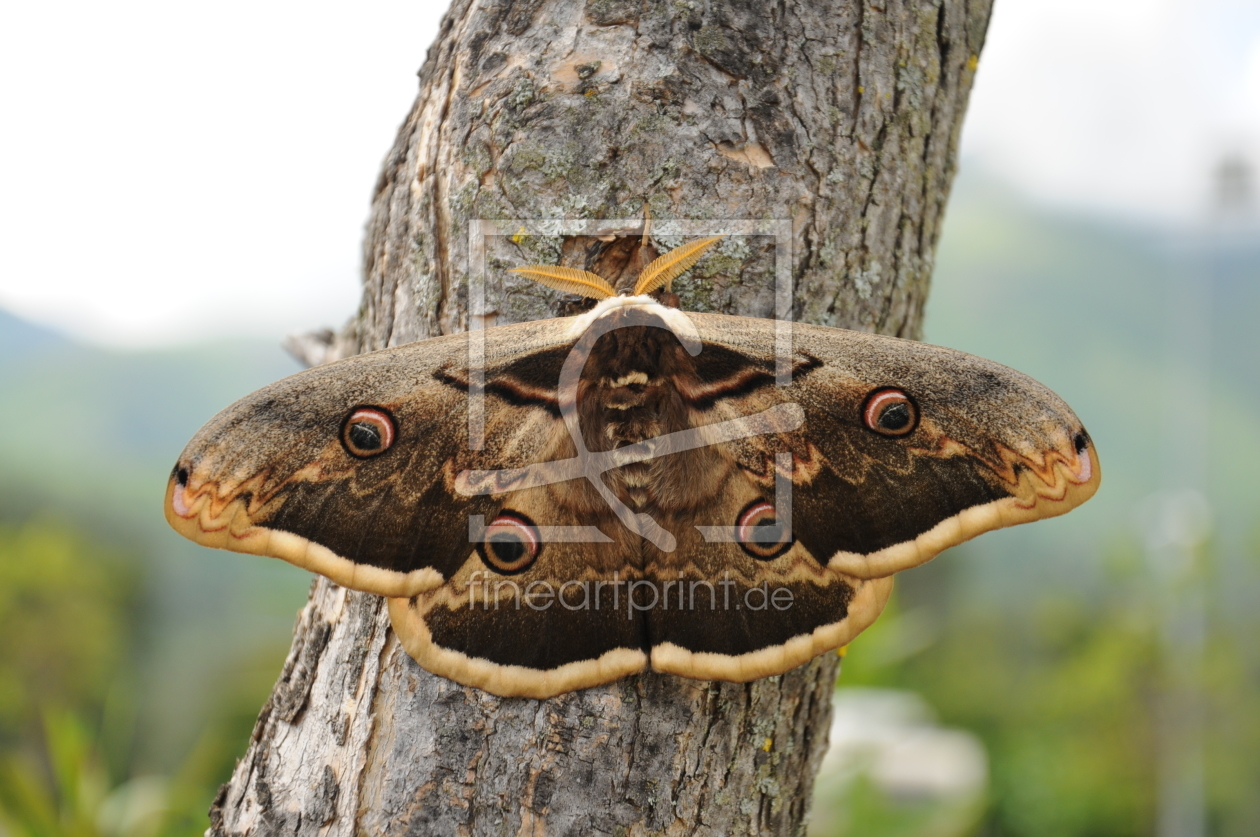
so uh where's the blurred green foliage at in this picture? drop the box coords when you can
[812,770,986,837]
[0,522,132,748]
[838,535,1260,837]
[0,316,302,834]
[0,519,275,836]
[0,709,222,837]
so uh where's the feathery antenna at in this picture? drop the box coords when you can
[507,266,617,300]
[633,235,724,296]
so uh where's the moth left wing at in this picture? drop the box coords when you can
[164,318,583,598]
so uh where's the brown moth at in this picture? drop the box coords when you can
[165,234,1100,699]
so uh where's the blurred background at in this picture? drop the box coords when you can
[1,0,1257,835]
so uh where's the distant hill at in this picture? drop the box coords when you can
[923,171,1260,601]
[0,315,302,524]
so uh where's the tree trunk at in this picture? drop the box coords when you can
[210,0,992,833]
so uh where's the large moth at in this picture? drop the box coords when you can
[166,232,1100,699]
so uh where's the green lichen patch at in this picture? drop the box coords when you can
[585,0,639,26]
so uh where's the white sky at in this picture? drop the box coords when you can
[0,0,1257,346]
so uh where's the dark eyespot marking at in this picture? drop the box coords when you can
[1073,430,1090,454]
[478,511,542,575]
[341,407,397,458]
[862,388,919,437]
[736,501,794,560]
[175,465,190,487]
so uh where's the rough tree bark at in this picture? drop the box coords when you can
[211,0,992,833]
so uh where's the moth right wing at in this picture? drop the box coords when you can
[672,312,1100,580]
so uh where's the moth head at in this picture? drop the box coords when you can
[507,234,725,301]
